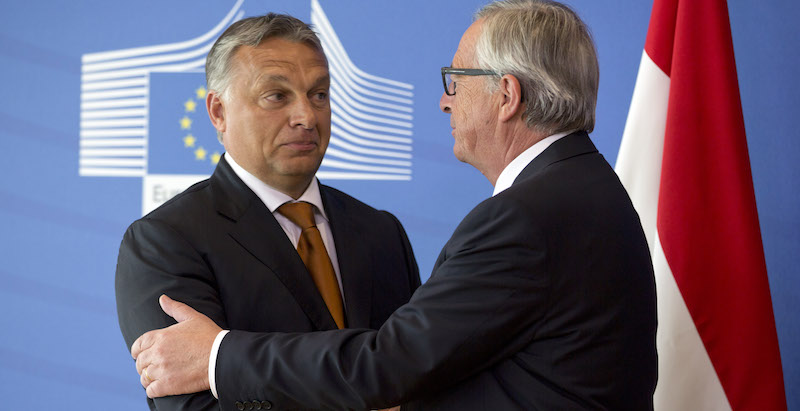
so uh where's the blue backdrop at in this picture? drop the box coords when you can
[1,1,797,409]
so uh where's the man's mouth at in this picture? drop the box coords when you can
[284,141,317,151]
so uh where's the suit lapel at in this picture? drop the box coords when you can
[210,158,338,331]
[321,186,373,328]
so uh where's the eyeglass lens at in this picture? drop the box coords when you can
[445,73,455,95]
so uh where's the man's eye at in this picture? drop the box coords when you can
[313,91,329,101]
[265,93,286,102]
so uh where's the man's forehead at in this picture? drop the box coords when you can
[235,40,327,69]
[453,20,483,67]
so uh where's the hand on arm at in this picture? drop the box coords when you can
[132,295,222,398]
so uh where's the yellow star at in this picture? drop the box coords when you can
[194,147,207,160]
[196,87,207,99]
[211,152,221,165]
[183,134,196,147]
[180,116,192,130]
[184,99,197,112]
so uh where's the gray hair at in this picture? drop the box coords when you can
[205,13,324,141]
[474,0,599,134]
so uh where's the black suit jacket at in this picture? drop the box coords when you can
[214,132,657,410]
[115,157,420,410]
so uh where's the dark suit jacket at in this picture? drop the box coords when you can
[215,132,657,410]
[115,157,421,410]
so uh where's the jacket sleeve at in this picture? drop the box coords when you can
[215,197,551,410]
[115,217,225,411]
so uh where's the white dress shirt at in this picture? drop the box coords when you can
[209,153,344,398]
[492,131,572,196]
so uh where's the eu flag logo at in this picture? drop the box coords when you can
[148,72,221,175]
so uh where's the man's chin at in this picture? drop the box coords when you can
[452,145,469,164]
[277,157,324,178]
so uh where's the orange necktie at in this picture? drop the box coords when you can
[277,202,345,329]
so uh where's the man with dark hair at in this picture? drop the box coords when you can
[115,13,420,410]
[130,1,657,409]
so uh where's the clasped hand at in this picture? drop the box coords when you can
[131,295,221,398]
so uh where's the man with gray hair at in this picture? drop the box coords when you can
[115,12,420,411]
[130,1,657,409]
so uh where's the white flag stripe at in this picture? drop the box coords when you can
[79,167,145,177]
[81,98,147,110]
[331,121,411,150]
[325,53,413,104]
[311,0,413,91]
[320,159,410,174]
[616,49,732,411]
[315,171,411,181]
[81,58,206,82]
[80,138,146,147]
[330,102,412,136]
[616,51,670,251]
[330,83,413,121]
[81,108,147,119]
[81,118,147,129]
[329,136,412,159]
[324,147,412,167]
[651,234,731,410]
[82,41,214,74]
[81,87,147,101]
[80,148,146,157]
[82,77,148,91]
[82,1,244,63]
[80,158,147,167]
[81,129,146,138]
[331,92,412,128]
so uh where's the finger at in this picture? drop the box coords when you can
[140,366,153,389]
[146,380,158,398]
[135,349,148,375]
[159,294,199,323]
[131,330,154,360]
[146,379,166,399]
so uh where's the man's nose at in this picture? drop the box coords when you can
[290,97,316,129]
[439,92,453,114]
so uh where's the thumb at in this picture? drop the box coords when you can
[159,294,198,323]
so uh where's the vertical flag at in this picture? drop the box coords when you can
[615,0,787,409]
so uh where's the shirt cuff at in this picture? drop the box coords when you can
[209,329,230,399]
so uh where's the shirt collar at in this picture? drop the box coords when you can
[492,131,572,197]
[225,153,328,221]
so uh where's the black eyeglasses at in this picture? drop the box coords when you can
[441,67,498,96]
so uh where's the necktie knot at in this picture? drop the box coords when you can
[277,202,316,230]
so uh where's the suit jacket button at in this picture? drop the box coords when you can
[245,401,254,410]
[261,400,273,409]
[235,402,245,410]
[252,400,262,410]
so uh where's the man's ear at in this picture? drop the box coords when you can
[498,74,523,123]
[206,90,226,134]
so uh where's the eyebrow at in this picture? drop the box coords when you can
[310,74,331,89]
[254,74,330,89]
[262,74,290,84]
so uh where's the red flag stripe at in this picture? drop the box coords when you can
[651,0,787,409]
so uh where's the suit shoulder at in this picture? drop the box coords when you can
[142,178,213,221]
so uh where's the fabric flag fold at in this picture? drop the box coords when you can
[615,0,787,409]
